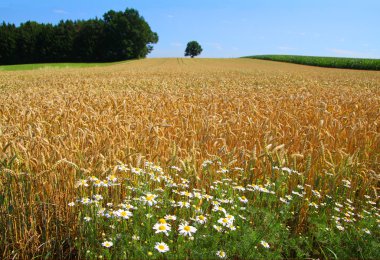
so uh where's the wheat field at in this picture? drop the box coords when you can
[0,58,379,258]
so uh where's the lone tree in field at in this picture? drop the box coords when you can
[185,41,202,58]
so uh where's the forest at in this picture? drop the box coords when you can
[0,8,158,65]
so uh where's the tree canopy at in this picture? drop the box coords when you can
[185,41,203,58]
[0,8,158,65]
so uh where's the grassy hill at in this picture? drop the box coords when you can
[0,60,133,71]
[245,55,380,70]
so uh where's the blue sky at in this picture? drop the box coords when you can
[1,0,379,58]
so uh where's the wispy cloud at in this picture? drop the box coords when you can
[328,48,368,58]
[205,42,223,51]
[286,31,321,38]
[286,31,306,37]
[167,14,174,19]
[53,9,68,14]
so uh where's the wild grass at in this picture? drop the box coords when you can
[0,58,379,259]
[0,60,132,71]
[245,55,380,70]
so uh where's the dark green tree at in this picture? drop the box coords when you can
[0,8,158,65]
[16,21,42,63]
[185,41,203,58]
[73,19,105,61]
[35,23,55,62]
[0,23,17,64]
[53,20,77,62]
[102,8,158,61]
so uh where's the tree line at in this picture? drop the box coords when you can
[0,8,158,65]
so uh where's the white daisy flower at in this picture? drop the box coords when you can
[216,250,227,258]
[336,224,345,231]
[84,216,92,222]
[195,215,207,224]
[155,242,169,253]
[362,228,371,234]
[213,225,223,232]
[106,174,118,183]
[177,201,190,208]
[180,191,193,198]
[238,196,248,203]
[218,217,232,226]
[260,240,270,248]
[93,194,103,201]
[115,209,133,219]
[88,175,99,182]
[141,193,158,206]
[164,215,177,221]
[102,241,113,248]
[76,179,88,187]
[153,222,171,236]
[178,223,197,236]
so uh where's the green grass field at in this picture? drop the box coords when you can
[245,55,380,70]
[0,60,132,71]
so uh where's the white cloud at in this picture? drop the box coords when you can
[205,42,223,51]
[328,48,370,58]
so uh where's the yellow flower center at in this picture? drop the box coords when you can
[159,225,167,231]
[146,195,154,201]
[184,226,191,231]
[158,245,165,250]
[199,215,205,220]
[241,196,246,200]
[222,218,228,223]
[159,218,166,224]
[121,211,127,217]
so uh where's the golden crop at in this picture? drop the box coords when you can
[0,58,379,257]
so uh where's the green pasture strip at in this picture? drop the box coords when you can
[244,55,380,70]
[0,60,132,71]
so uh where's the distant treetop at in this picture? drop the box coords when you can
[0,8,158,65]
[185,41,203,58]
